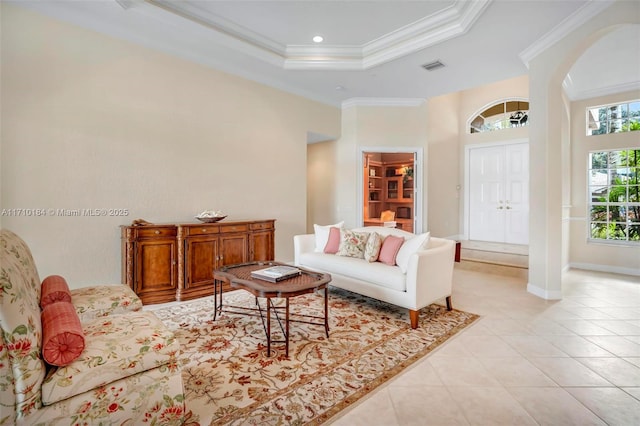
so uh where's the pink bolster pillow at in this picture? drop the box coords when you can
[41,275,72,308]
[41,302,85,366]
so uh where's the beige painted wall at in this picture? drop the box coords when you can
[307,141,337,233]
[0,4,340,287]
[426,92,461,238]
[569,90,640,275]
[333,103,429,231]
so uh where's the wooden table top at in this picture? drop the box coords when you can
[214,261,331,298]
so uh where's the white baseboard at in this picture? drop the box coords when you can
[527,283,563,300]
[569,262,640,277]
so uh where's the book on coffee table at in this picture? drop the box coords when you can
[250,265,302,282]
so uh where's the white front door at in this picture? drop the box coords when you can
[468,143,529,244]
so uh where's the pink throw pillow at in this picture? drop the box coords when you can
[41,275,72,308]
[377,235,404,266]
[323,227,341,254]
[41,301,85,366]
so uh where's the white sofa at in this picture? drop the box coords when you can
[294,226,455,329]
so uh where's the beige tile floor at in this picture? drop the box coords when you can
[330,266,640,425]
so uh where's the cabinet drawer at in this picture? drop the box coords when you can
[136,227,177,238]
[186,226,220,236]
[250,221,274,231]
[220,224,248,233]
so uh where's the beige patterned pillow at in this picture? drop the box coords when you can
[336,229,370,258]
[364,232,383,262]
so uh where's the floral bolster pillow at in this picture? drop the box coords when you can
[41,301,85,366]
[41,274,72,308]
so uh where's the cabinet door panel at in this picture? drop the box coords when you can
[136,240,176,298]
[250,231,274,261]
[219,234,248,266]
[186,237,218,289]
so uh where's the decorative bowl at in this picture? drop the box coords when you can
[195,215,227,223]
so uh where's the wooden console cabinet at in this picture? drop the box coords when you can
[122,219,275,304]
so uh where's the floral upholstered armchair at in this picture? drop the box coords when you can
[0,229,187,425]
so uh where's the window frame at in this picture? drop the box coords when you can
[586,99,640,136]
[468,98,530,134]
[587,148,640,246]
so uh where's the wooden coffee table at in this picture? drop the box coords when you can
[213,262,331,357]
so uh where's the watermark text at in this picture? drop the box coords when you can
[1,208,130,217]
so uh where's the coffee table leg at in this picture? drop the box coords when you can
[266,297,271,357]
[213,279,220,320]
[324,287,329,337]
[285,298,290,357]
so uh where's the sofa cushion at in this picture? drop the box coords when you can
[323,227,341,254]
[336,229,369,259]
[71,284,142,322]
[364,232,383,262]
[41,310,179,405]
[40,275,72,308]
[378,235,404,265]
[26,366,184,426]
[298,252,406,292]
[41,302,85,366]
[396,232,431,273]
[313,221,344,252]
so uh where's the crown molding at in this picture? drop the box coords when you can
[146,0,490,71]
[342,98,426,109]
[566,80,640,101]
[519,0,616,67]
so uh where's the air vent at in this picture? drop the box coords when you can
[422,60,445,71]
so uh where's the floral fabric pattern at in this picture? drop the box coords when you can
[336,229,370,258]
[364,231,383,262]
[41,310,180,405]
[22,367,189,426]
[0,229,193,426]
[71,284,142,322]
[1,229,47,421]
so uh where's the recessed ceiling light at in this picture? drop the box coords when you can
[313,35,324,43]
[335,85,345,91]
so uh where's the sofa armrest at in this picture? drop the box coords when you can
[405,238,455,310]
[293,234,316,265]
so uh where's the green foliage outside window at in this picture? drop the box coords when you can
[588,100,640,135]
[589,149,640,243]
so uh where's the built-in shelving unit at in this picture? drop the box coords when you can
[364,158,414,233]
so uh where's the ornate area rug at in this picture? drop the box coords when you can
[152,288,479,425]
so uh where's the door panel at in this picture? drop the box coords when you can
[504,144,529,244]
[136,240,176,295]
[469,146,506,242]
[185,237,218,289]
[250,231,274,261]
[469,143,529,244]
[219,234,248,266]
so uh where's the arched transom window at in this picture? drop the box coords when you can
[469,99,529,133]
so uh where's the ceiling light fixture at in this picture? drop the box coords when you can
[312,35,324,43]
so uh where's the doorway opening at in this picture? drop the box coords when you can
[358,148,423,234]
